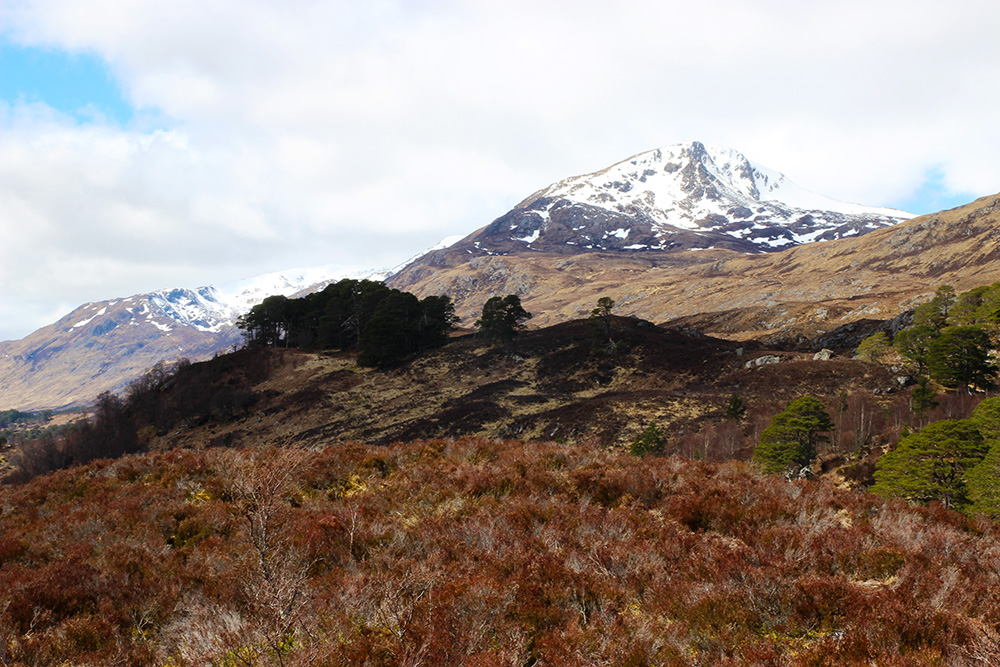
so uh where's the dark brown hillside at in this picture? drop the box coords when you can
[135,316,903,463]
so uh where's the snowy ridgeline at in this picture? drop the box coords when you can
[500,141,913,252]
[50,235,470,341]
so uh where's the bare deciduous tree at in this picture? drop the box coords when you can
[222,448,316,666]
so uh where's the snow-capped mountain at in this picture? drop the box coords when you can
[61,264,392,340]
[147,264,394,335]
[0,264,392,410]
[462,141,913,255]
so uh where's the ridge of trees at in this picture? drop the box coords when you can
[237,279,458,368]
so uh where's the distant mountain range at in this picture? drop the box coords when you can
[0,266,391,411]
[1,141,978,412]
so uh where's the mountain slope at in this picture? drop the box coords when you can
[5,433,998,665]
[432,142,912,258]
[391,193,1000,344]
[6,316,997,665]
[0,143,950,411]
[0,265,388,411]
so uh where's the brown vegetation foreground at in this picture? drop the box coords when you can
[2,437,999,666]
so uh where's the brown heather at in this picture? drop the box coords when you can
[2,437,1000,665]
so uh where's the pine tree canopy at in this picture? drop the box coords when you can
[753,396,833,474]
[873,419,988,509]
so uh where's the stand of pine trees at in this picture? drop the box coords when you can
[237,279,458,368]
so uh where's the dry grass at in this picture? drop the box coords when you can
[391,195,1000,346]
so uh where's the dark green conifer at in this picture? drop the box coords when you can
[753,396,833,474]
[873,419,987,509]
[475,295,532,343]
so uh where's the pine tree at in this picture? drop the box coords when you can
[967,444,1000,518]
[914,284,956,331]
[973,283,1000,325]
[971,396,1000,443]
[753,396,833,474]
[855,332,892,364]
[873,419,988,509]
[911,376,939,417]
[357,290,421,368]
[894,325,938,374]
[948,285,989,326]
[587,296,616,354]
[475,295,532,343]
[417,295,459,350]
[965,396,1000,516]
[927,325,996,391]
[725,393,747,421]
[631,422,665,457]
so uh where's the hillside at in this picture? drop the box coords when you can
[1,142,916,412]
[108,317,911,462]
[4,302,1000,664]
[0,266,388,412]
[3,435,999,665]
[391,193,1000,344]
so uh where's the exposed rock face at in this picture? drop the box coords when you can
[746,355,785,368]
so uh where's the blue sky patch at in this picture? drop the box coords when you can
[889,166,977,215]
[0,42,134,124]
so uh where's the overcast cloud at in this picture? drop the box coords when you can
[2,0,999,341]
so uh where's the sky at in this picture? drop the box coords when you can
[1,0,998,342]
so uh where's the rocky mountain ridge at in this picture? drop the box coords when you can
[435,141,912,258]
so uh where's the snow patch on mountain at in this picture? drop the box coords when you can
[388,235,465,272]
[144,264,392,334]
[32,234,463,346]
[505,141,914,253]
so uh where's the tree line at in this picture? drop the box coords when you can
[237,279,459,368]
[749,390,1000,517]
[3,351,275,484]
[857,283,1000,394]
[237,280,544,365]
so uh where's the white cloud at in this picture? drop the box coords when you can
[2,0,1000,340]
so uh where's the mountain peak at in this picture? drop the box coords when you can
[469,142,913,256]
